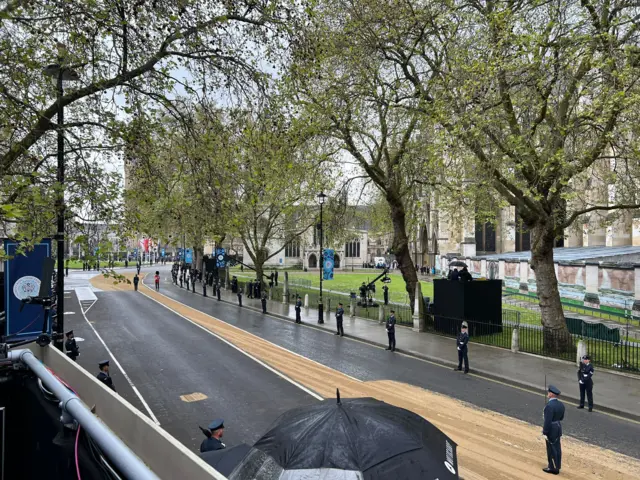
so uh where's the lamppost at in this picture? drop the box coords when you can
[43,58,79,351]
[317,192,327,324]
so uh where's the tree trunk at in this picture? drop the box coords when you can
[530,222,573,354]
[387,193,418,311]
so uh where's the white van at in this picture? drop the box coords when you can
[374,257,386,268]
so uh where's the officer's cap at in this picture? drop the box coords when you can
[208,419,224,431]
[548,385,561,395]
[582,355,590,360]
[461,322,468,328]
[65,330,74,337]
[98,360,110,368]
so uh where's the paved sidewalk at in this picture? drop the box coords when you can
[188,282,640,420]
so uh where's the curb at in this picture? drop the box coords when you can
[157,279,640,423]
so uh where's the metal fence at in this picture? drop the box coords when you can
[424,314,640,373]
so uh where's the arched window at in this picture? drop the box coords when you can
[285,240,300,258]
[308,253,317,268]
[344,239,361,258]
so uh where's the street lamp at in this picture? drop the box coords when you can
[317,191,327,324]
[43,59,80,352]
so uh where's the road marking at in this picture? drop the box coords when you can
[139,288,324,401]
[148,277,640,426]
[77,291,161,425]
[180,392,208,402]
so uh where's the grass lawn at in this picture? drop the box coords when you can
[63,259,127,269]
[229,267,434,304]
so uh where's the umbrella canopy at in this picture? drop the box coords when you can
[229,394,458,480]
[448,261,468,268]
[200,443,251,477]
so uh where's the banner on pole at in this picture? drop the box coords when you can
[3,239,52,339]
[215,248,226,268]
[184,249,193,264]
[323,249,334,281]
[161,248,165,258]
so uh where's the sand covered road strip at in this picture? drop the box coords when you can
[90,273,640,479]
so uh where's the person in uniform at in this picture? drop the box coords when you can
[185,271,190,291]
[200,419,226,453]
[247,279,253,298]
[65,330,79,361]
[577,355,594,412]
[542,385,564,475]
[133,274,140,291]
[385,310,396,351]
[275,270,279,286]
[216,281,221,301]
[237,287,243,307]
[295,295,302,323]
[382,285,389,305]
[335,303,345,336]
[97,360,116,392]
[261,290,268,314]
[455,321,470,373]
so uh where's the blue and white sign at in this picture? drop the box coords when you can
[4,239,52,339]
[161,248,165,258]
[323,249,334,281]
[215,248,226,268]
[184,248,193,264]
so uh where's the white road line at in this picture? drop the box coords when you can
[83,300,97,315]
[139,288,324,401]
[77,292,161,425]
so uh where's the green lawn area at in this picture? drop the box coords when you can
[63,259,127,269]
[229,267,434,304]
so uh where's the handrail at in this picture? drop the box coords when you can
[8,349,161,480]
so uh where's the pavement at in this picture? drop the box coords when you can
[143,269,640,460]
[165,272,640,422]
[63,272,317,451]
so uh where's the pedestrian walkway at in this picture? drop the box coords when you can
[211,285,640,420]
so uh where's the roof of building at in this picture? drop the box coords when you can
[478,245,640,262]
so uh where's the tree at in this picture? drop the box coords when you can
[359,0,640,342]
[287,0,447,308]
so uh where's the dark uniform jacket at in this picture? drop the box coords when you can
[65,339,79,360]
[200,437,225,453]
[295,299,302,311]
[542,399,565,442]
[336,307,344,321]
[385,315,396,333]
[578,363,594,385]
[456,332,469,352]
[97,372,116,392]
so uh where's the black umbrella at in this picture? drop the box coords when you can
[448,261,468,268]
[229,391,459,480]
[200,443,251,477]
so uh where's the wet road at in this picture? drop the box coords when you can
[145,269,640,459]
[66,286,317,451]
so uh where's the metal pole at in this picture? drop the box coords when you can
[55,66,65,351]
[318,202,324,324]
[9,349,161,480]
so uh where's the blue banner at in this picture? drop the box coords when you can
[215,248,226,268]
[323,249,334,281]
[184,248,193,264]
[161,248,165,257]
[4,239,52,339]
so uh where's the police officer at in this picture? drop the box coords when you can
[237,287,243,307]
[382,285,389,305]
[261,290,268,314]
[216,281,221,301]
[577,355,594,412]
[455,321,469,373]
[200,419,226,453]
[542,385,564,475]
[247,279,253,298]
[385,310,396,351]
[295,295,302,323]
[97,360,116,392]
[185,271,190,291]
[65,330,79,361]
[335,303,345,336]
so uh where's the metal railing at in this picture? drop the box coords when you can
[423,314,640,374]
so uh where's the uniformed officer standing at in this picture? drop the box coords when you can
[65,330,79,361]
[295,295,302,323]
[335,303,345,336]
[133,274,140,291]
[382,285,389,305]
[216,281,221,301]
[542,385,565,475]
[200,419,226,453]
[261,290,268,313]
[97,360,116,392]
[385,310,396,351]
[577,355,594,412]
[185,272,190,291]
[455,321,470,373]
[247,280,253,298]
